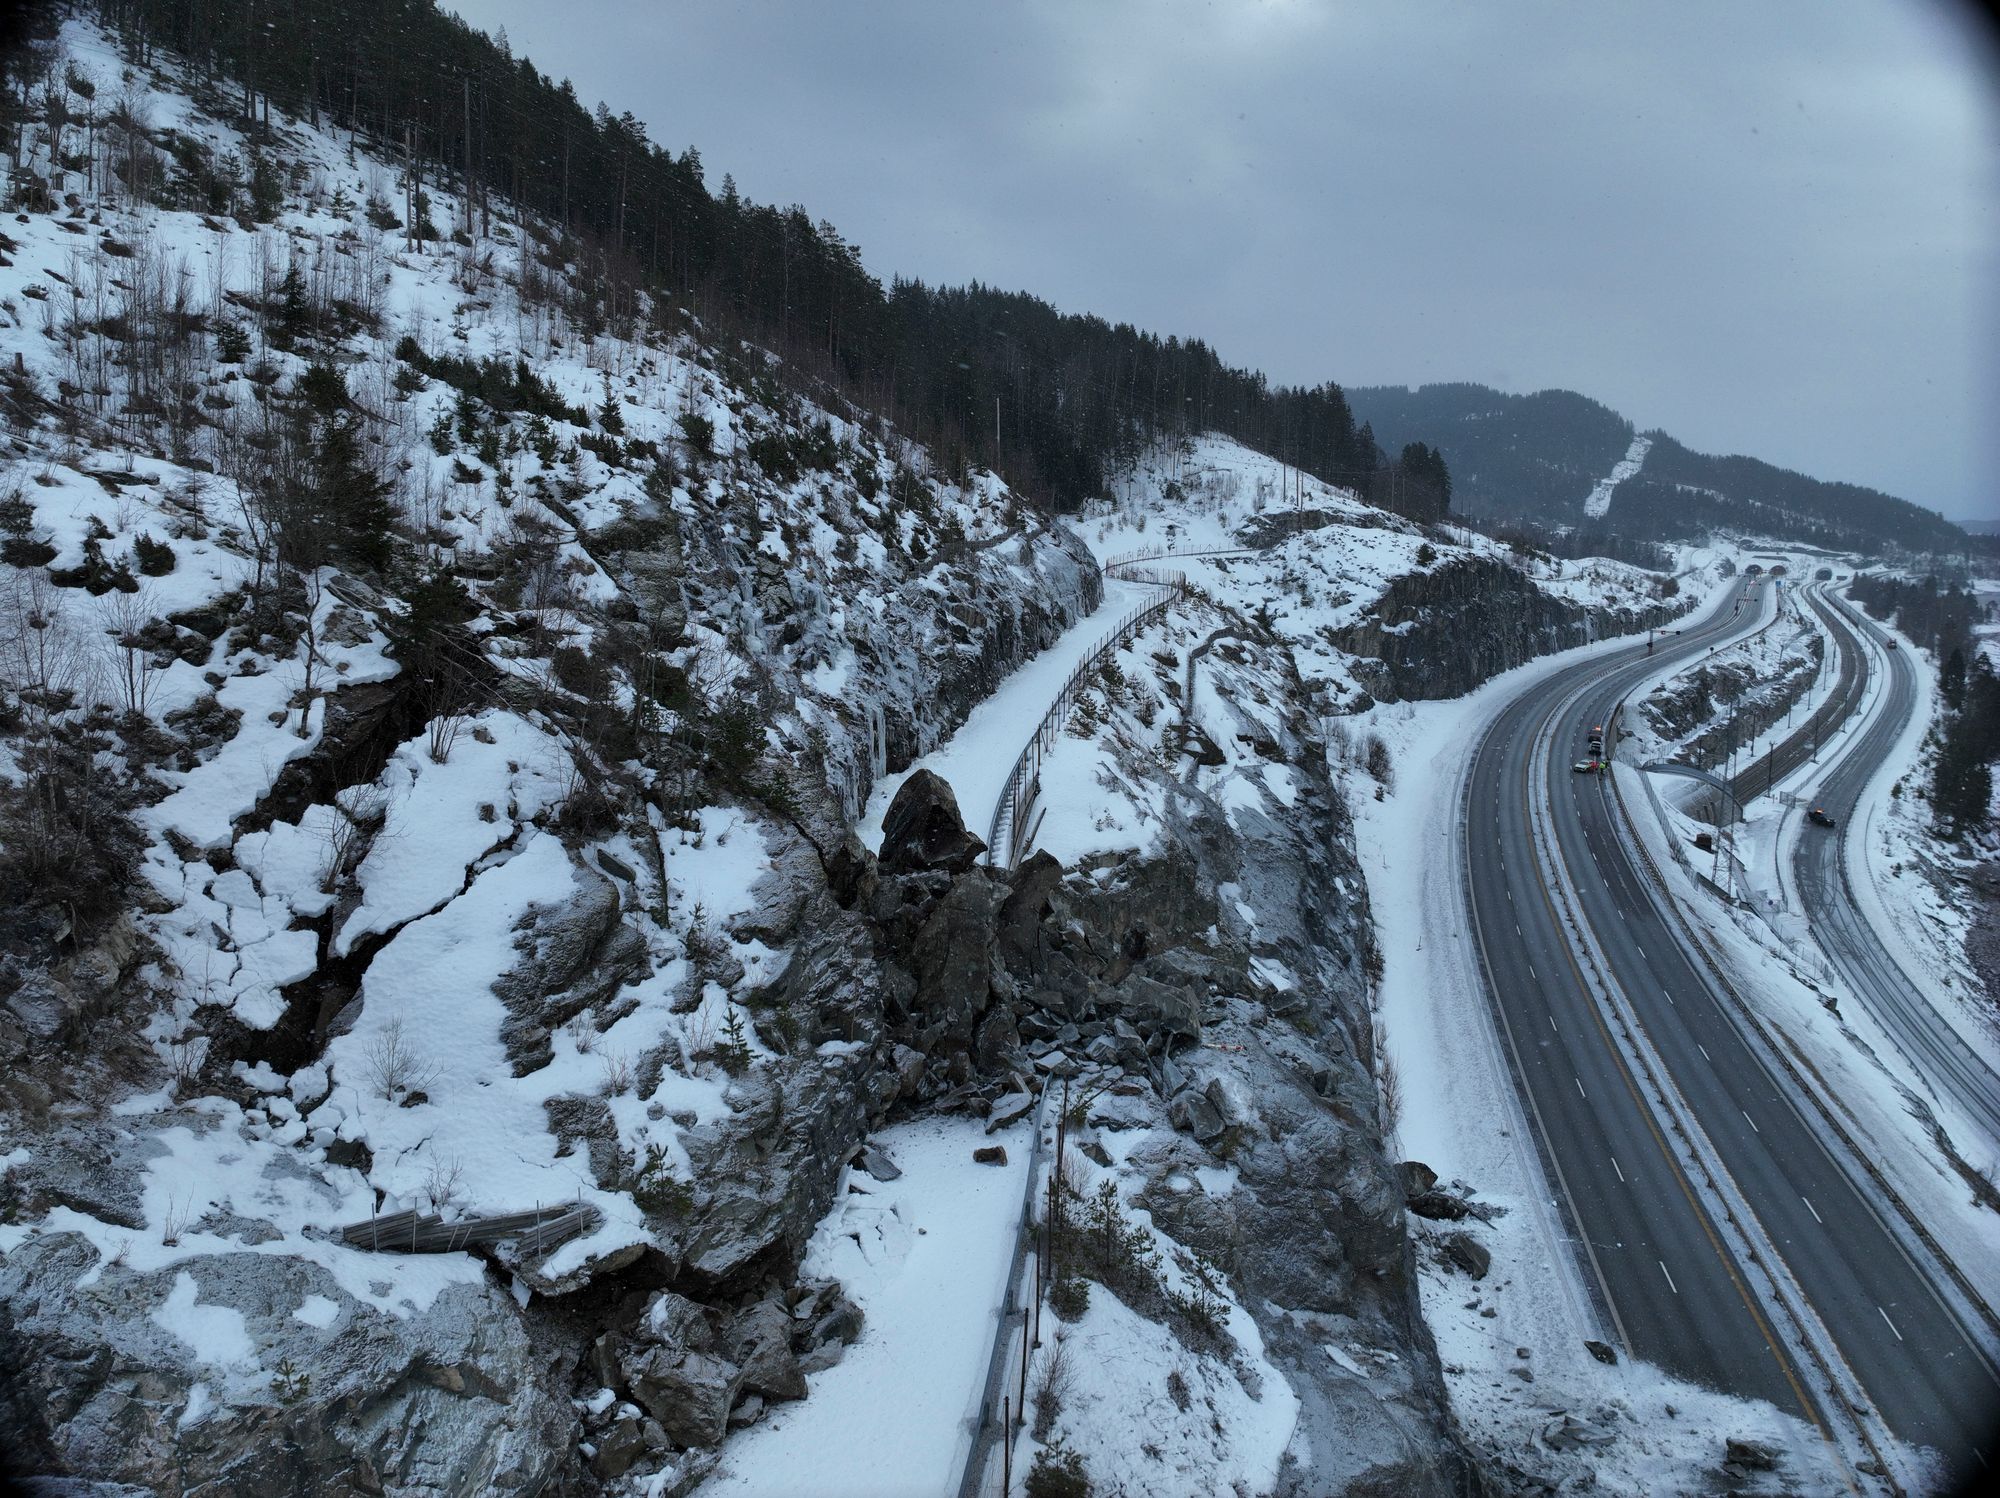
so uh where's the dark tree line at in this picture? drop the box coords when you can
[67,0,1409,512]
[1848,573,1996,833]
[1848,573,1981,663]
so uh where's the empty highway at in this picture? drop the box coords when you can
[1462,570,1999,1486]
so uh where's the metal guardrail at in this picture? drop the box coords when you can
[983,572,1183,869]
[982,545,1257,869]
[954,1096,1051,1498]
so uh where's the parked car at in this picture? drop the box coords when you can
[1808,806,1836,827]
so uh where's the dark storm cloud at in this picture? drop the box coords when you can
[453,1,1999,522]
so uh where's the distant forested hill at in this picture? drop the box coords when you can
[1349,382,1971,557]
[1346,384,1632,521]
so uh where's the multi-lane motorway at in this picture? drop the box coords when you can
[1461,571,1998,1485]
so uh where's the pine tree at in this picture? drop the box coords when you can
[1931,719,1991,834]
[1942,647,1967,709]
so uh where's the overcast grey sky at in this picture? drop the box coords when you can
[453,1,1999,522]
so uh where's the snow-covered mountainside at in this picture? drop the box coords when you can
[0,19,1726,1498]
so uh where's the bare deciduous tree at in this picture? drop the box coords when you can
[361,1016,440,1101]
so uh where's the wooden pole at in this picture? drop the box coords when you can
[1001,1396,1011,1495]
[1018,1310,1029,1425]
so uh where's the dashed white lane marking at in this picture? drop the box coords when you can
[1659,1261,1679,1295]
[1697,1043,1711,1062]
[1575,1077,1587,1099]
[1611,1157,1625,1183]
[1803,1197,1822,1225]
[1741,1110,1760,1134]
[1878,1306,1904,1343]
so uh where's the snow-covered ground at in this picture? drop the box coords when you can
[695,1116,1030,1498]
[1583,435,1653,520]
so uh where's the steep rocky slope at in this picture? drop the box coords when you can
[0,21,1712,1497]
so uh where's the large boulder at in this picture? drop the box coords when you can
[728,1300,808,1403]
[907,872,1008,1046]
[618,1291,743,1450]
[492,867,651,1075]
[877,770,986,875]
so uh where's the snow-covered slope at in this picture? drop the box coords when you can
[1583,435,1653,519]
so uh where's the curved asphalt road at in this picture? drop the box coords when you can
[1792,588,2000,1146]
[1464,575,1999,1484]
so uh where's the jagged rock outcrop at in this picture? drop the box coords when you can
[1641,631,1822,771]
[1339,555,1686,700]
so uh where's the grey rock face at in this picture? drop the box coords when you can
[0,1235,577,1495]
[1339,554,1690,701]
[492,867,652,1076]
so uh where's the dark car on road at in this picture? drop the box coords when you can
[1808,806,1836,827]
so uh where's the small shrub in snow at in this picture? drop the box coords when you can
[1030,1332,1074,1440]
[270,1357,312,1403]
[420,1155,465,1214]
[1048,1275,1090,1323]
[682,903,723,972]
[677,411,714,456]
[132,533,175,575]
[631,1142,693,1217]
[715,1008,753,1076]
[158,1193,194,1247]
[598,1049,634,1095]
[1168,1247,1228,1337]
[1166,1367,1191,1412]
[1364,733,1393,788]
[1023,1440,1091,1498]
